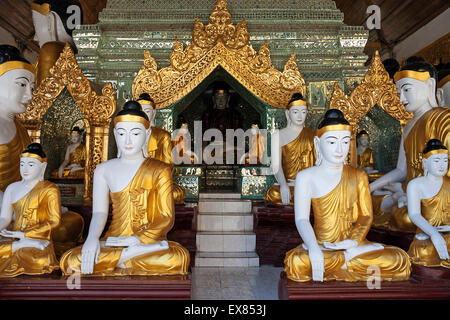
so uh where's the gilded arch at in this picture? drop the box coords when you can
[17,44,116,204]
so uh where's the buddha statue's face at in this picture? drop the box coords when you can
[423,153,448,177]
[141,103,156,126]
[251,125,259,135]
[0,69,35,116]
[316,130,351,166]
[396,77,435,113]
[114,121,148,158]
[213,91,229,110]
[71,132,82,144]
[20,157,46,182]
[357,136,369,148]
[286,105,307,127]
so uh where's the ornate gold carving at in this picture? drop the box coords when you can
[329,51,412,167]
[132,0,305,109]
[17,44,116,204]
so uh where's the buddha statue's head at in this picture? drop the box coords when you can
[180,123,189,134]
[285,93,308,128]
[70,126,83,144]
[422,139,448,178]
[31,0,81,48]
[213,85,230,110]
[394,57,438,113]
[437,66,450,107]
[137,93,156,127]
[356,130,369,148]
[0,45,35,118]
[20,143,47,182]
[314,109,351,166]
[113,100,150,159]
[251,124,259,135]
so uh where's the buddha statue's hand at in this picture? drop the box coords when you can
[430,232,450,260]
[81,237,100,274]
[11,238,49,252]
[0,230,25,239]
[436,225,450,233]
[308,246,324,282]
[280,183,291,205]
[105,236,140,247]
[58,166,64,178]
[323,240,358,251]
[397,194,407,208]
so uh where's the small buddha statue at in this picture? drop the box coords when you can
[0,143,60,277]
[437,65,450,108]
[52,126,86,179]
[31,0,81,87]
[370,58,450,232]
[356,130,377,174]
[264,93,315,205]
[284,109,411,282]
[240,124,266,165]
[407,139,449,268]
[137,93,185,204]
[173,123,198,164]
[60,101,190,276]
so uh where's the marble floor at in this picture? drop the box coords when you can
[191,265,283,300]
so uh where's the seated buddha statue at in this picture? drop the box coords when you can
[437,65,450,108]
[356,130,378,174]
[264,93,315,205]
[31,0,81,87]
[60,101,190,276]
[173,123,198,164]
[137,93,185,204]
[284,109,411,282]
[52,126,86,179]
[370,58,450,232]
[240,124,266,165]
[0,143,60,277]
[406,139,449,268]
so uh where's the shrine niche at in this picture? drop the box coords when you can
[329,51,413,168]
[132,0,305,110]
[17,44,116,204]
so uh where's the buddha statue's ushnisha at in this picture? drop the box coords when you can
[370,58,450,232]
[137,93,185,204]
[284,109,411,282]
[264,93,315,205]
[0,143,60,277]
[406,139,450,268]
[52,126,86,179]
[437,65,450,108]
[60,101,190,276]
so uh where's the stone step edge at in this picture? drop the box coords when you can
[196,231,256,236]
[197,211,254,216]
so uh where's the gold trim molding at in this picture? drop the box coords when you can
[329,50,412,167]
[132,0,305,109]
[17,44,116,205]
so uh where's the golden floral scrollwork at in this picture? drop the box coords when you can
[132,0,305,109]
[17,43,116,204]
[329,50,412,167]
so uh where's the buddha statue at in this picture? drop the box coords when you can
[264,93,315,205]
[31,0,81,87]
[370,58,450,232]
[240,124,266,165]
[437,66,450,108]
[0,143,60,277]
[137,93,185,204]
[356,130,377,174]
[52,126,86,179]
[60,101,190,276]
[407,139,449,268]
[173,123,198,164]
[284,109,411,282]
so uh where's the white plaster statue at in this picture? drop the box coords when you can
[437,68,450,108]
[55,127,85,178]
[173,123,199,164]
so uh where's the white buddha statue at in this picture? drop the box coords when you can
[370,58,450,232]
[356,130,378,174]
[284,109,411,282]
[406,139,449,268]
[264,93,315,205]
[0,143,60,277]
[437,66,450,108]
[53,126,86,179]
[240,124,266,165]
[173,123,198,164]
[60,101,189,276]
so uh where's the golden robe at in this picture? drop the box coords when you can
[390,107,450,232]
[358,147,374,169]
[35,41,65,87]
[60,158,190,276]
[408,176,450,268]
[284,165,411,282]
[0,119,31,192]
[148,126,185,204]
[51,143,86,179]
[0,181,60,277]
[264,127,315,205]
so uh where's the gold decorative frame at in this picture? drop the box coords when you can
[17,44,116,204]
[132,0,305,109]
[329,50,412,167]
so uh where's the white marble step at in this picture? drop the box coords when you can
[198,199,252,213]
[195,252,259,267]
[197,213,253,232]
[196,232,256,252]
[199,193,241,199]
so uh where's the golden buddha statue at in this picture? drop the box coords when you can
[284,109,411,282]
[60,101,189,276]
[264,93,315,205]
[51,126,86,179]
[137,93,185,204]
[356,130,375,170]
[406,139,449,268]
[0,143,60,277]
[173,123,198,164]
[241,124,266,165]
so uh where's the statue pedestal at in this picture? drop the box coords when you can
[412,264,450,280]
[0,274,191,300]
[49,178,84,206]
[367,226,414,252]
[278,272,450,300]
